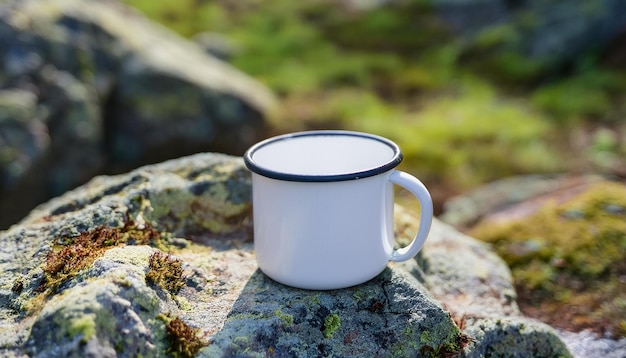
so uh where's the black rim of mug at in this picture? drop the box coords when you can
[243,130,403,182]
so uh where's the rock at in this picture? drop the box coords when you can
[557,329,626,358]
[0,65,103,230]
[27,246,165,357]
[466,179,626,339]
[339,0,626,72]
[440,174,602,228]
[433,0,626,62]
[397,209,570,357]
[205,268,461,357]
[192,32,239,62]
[0,153,571,357]
[0,88,45,190]
[0,0,275,229]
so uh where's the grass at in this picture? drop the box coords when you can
[531,68,626,123]
[348,79,560,188]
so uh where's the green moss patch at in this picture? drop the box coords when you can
[471,181,626,337]
[67,314,97,344]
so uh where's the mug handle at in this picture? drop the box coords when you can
[388,170,433,262]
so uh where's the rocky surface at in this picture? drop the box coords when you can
[343,0,626,70]
[557,329,626,358]
[442,175,626,357]
[397,209,569,357]
[433,0,626,62]
[440,175,603,229]
[0,153,571,357]
[0,0,275,229]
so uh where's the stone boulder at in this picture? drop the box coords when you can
[440,175,603,229]
[0,153,571,357]
[441,175,626,356]
[432,0,626,63]
[341,0,626,70]
[0,0,275,229]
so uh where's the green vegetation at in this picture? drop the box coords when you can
[123,0,626,197]
[67,314,97,344]
[471,181,626,336]
[531,69,626,123]
[322,313,341,338]
[346,80,559,187]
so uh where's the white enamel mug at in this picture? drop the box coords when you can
[244,130,433,290]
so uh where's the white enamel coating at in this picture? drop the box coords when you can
[248,132,433,290]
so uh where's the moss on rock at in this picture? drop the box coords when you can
[146,251,185,295]
[159,314,209,358]
[0,153,573,356]
[471,180,626,337]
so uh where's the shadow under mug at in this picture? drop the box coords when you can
[244,130,433,290]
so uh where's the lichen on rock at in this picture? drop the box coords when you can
[0,0,276,230]
[204,268,465,357]
[0,153,572,357]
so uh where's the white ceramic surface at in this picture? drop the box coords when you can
[245,131,433,290]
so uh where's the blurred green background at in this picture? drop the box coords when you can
[122,0,626,213]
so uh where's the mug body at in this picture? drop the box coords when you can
[244,130,406,290]
[251,172,395,290]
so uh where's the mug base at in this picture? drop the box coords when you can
[257,267,386,290]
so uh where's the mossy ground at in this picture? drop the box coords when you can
[471,181,626,337]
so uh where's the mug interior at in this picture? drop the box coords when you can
[244,131,402,182]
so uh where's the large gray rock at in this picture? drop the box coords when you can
[0,153,571,357]
[0,0,275,229]
[0,67,103,229]
[440,175,603,228]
